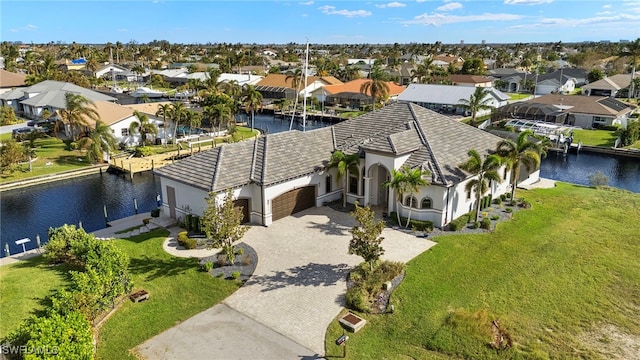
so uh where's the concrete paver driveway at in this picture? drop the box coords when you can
[136,206,436,359]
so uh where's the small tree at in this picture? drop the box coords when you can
[349,203,385,272]
[0,138,25,173]
[201,189,248,264]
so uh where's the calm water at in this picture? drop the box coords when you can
[540,151,640,193]
[1,172,161,256]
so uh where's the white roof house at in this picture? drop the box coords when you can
[397,84,509,115]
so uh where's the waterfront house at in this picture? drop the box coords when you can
[498,94,634,128]
[397,84,509,116]
[0,80,116,119]
[582,73,639,97]
[322,79,405,109]
[154,102,520,228]
[255,74,342,101]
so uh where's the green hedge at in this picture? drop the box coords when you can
[177,231,198,249]
[388,212,434,231]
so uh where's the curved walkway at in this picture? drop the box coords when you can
[136,206,437,359]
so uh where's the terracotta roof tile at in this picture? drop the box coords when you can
[323,79,405,96]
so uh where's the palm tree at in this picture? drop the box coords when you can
[496,130,547,202]
[411,58,436,83]
[78,120,118,163]
[327,150,360,208]
[155,103,172,146]
[384,167,408,226]
[285,68,303,93]
[59,93,99,141]
[360,65,390,111]
[169,102,189,142]
[457,86,493,127]
[186,110,202,136]
[401,167,430,228]
[129,111,158,146]
[459,149,502,223]
[241,84,263,131]
[208,103,232,135]
[619,38,640,101]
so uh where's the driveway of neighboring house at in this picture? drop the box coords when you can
[135,206,437,359]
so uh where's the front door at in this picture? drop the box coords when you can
[166,186,176,219]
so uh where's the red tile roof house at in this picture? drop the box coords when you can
[0,69,27,94]
[255,74,342,101]
[154,102,522,229]
[322,79,406,110]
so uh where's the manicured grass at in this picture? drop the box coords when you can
[0,137,92,183]
[0,256,75,338]
[96,229,240,360]
[507,93,531,100]
[0,132,12,142]
[326,183,640,359]
[0,230,240,359]
[572,128,618,147]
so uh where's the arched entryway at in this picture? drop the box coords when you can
[367,163,390,207]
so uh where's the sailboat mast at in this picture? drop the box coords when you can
[302,41,309,132]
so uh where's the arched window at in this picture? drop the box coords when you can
[421,197,432,209]
[404,196,418,207]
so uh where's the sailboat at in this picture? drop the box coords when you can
[289,41,309,132]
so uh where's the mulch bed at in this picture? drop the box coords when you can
[198,242,257,282]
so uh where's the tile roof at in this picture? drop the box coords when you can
[86,101,135,127]
[156,102,505,191]
[125,101,174,116]
[19,80,116,109]
[397,84,508,104]
[447,74,494,84]
[323,79,405,96]
[256,74,340,90]
[520,94,633,116]
[582,73,638,91]
[0,70,27,88]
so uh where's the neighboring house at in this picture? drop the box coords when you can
[322,79,405,109]
[447,74,494,87]
[532,69,588,95]
[387,63,416,86]
[0,69,27,95]
[433,54,464,69]
[59,58,87,72]
[498,94,634,129]
[488,68,529,93]
[154,102,518,229]
[255,74,342,101]
[582,73,639,97]
[0,80,116,119]
[397,84,509,115]
[218,73,264,87]
[95,64,132,79]
[125,101,174,143]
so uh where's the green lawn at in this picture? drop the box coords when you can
[571,129,618,147]
[326,183,640,359]
[0,137,92,183]
[0,132,11,142]
[507,93,531,100]
[0,256,75,338]
[0,230,240,359]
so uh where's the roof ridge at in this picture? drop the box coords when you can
[410,105,448,185]
[210,147,223,191]
[388,136,398,154]
[249,138,259,182]
[260,136,268,184]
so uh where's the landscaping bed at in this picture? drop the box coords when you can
[199,242,257,282]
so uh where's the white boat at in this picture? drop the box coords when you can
[130,86,166,98]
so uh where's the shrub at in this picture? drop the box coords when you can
[242,254,252,266]
[134,146,154,157]
[150,208,160,217]
[201,261,213,272]
[491,215,500,221]
[231,271,241,279]
[388,212,434,231]
[345,285,369,312]
[177,231,197,249]
[520,199,532,209]
[482,211,489,219]
[191,215,200,233]
[493,197,502,205]
[481,218,492,230]
[142,218,150,225]
[471,222,480,229]
[235,247,245,256]
[185,214,192,231]
[449,213,471,231]
[505,207,513,213]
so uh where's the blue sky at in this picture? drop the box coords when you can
[2,0,639,44]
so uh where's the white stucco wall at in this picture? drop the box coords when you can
[110,115,164,145]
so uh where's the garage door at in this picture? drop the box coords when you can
[271,186,316,221]
[233,198,250,224]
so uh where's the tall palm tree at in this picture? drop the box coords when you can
[384,167,408,226]
[59,93,99,141]
[411,58,436,83]
[360,65,390,111]
[619,38,640,101]
[241,84,263,131]
[285,68,303,93]
[129,111,158,146]
[327,150,360,208]
[209,103,233,135]
[457,86,493,127]
[78,120,118,163]
[169,102,190,142]
[401,166,430,228]
[155,103,172,146]
[496,130,547,202]
[459,149,502,223]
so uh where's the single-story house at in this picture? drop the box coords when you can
[0,69,27,94]
[532,69,588,95]
[95,64,133,80]
[322,79,405,109]
[498,94,634,129]
[488,68,530,93]
[255,74,342,101]
[397,84,509,116]
[447,74,494,87]
[154,102,521,229]
[582,73,639,97]
[0,80,116,119]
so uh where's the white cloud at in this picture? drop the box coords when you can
[404,12,523,26]
[319,5,372,17]
[603,4,611,8]
[416,0,427,2]
[376,2,406,8]
[299,1,314,5]
[10,24,38,32]
[436,2,462,11]
[510,13,640,29]
[504,0,552,5]
[596,10,613,15]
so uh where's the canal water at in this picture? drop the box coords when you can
[1,114,638,256]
